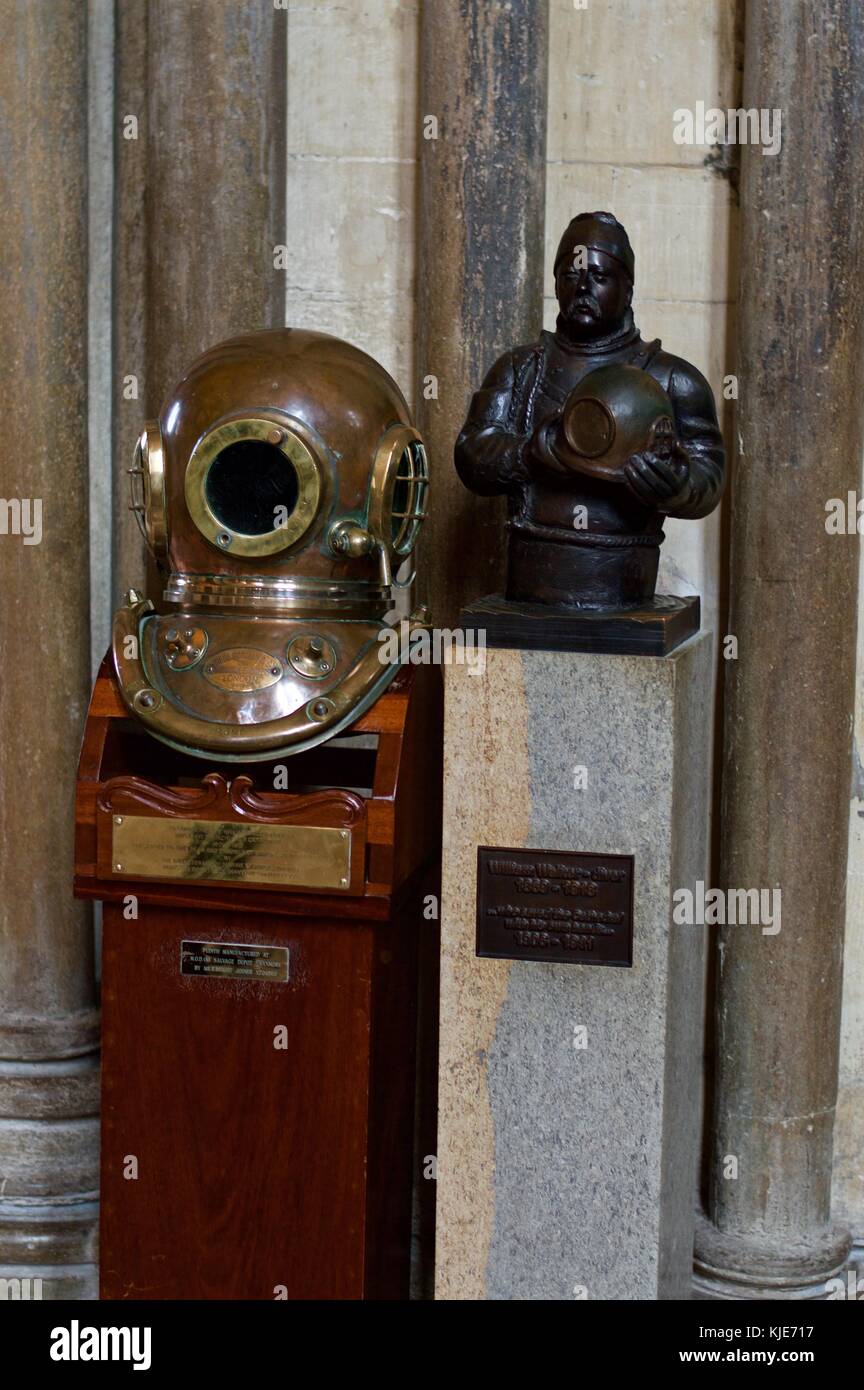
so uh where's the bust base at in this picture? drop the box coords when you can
[459,592,700,656]
[436,634,713,1298]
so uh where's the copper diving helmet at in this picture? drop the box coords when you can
[113,328,429,759]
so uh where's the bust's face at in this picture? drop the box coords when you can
[556,246,632,341]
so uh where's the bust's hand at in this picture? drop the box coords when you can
[623,436,690,507]
[529,417,577,476]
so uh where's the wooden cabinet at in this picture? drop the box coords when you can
[74,661,441,1300]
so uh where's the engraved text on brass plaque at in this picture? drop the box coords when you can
[202,647,283,692]
[180,940,289,982]
[111,816,351,890]
[476,845,634,967]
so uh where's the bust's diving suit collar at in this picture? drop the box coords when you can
[551,307,642,357]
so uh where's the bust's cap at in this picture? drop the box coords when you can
[554,211,635,280]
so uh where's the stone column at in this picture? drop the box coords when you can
[695,0,864,1299]
[111,0,149,604]
[416,1,548,626]
[0,0,99,1299]
[112,0,287,599]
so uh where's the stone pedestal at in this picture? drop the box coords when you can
[436,632,712,1300]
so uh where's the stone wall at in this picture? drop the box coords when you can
[545,0,740,639]
[284,1,419,394]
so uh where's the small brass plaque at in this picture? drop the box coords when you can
[476,845,634,967]
[203,647,282,692]
[181,940,289,982]
[111,815,351,890]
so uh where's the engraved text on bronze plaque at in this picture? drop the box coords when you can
[476,846,634,967]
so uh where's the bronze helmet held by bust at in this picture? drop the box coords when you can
[115,328,429,759]
[560,365,676,483]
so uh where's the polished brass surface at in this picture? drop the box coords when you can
[328,520,374,559]
[133,422,168,564]
[151,328,419,589]
[162,572,390,615]
[307,697,335,722]
[143,423,168,562]
[162,625,208,671]
[202,648,283,693]
[133,686,162,713]
[368,424,429,559]
[111,814,351,889]
[112,593,418,759]
[142,608,379,726]
[184,413,323,558]
[114,328,430,757]
[286,633,337,680]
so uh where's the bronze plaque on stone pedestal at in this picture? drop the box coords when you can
[476,846,634,967]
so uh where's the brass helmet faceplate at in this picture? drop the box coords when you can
[116,329,429,760]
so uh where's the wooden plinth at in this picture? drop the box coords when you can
[74,660,441,1300]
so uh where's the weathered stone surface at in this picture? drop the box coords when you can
[111,0,149,605]
[438,634,712,1298]
[546,0,740,168]
[283,155,416,386]
[288,0,419,161]
[111,0,288,607]
[835,792,864,1254]
[698,0,864,1297]
[285,1,419,395]
[834,550,864,1256]
[417,1,549,625]
[0,0,99,1300]
[437,651,529,1299]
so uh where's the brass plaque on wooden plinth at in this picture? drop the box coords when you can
[476,845,634,967]
[110,815,351,890]
[180,940,289,982]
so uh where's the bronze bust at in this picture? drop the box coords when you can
[456,212,725,650]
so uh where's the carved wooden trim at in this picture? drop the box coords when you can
[228,776,365,826]
[98,773,365,828]
[98,773,226,817]
[95,773,369,898]
[76,653,438,901]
